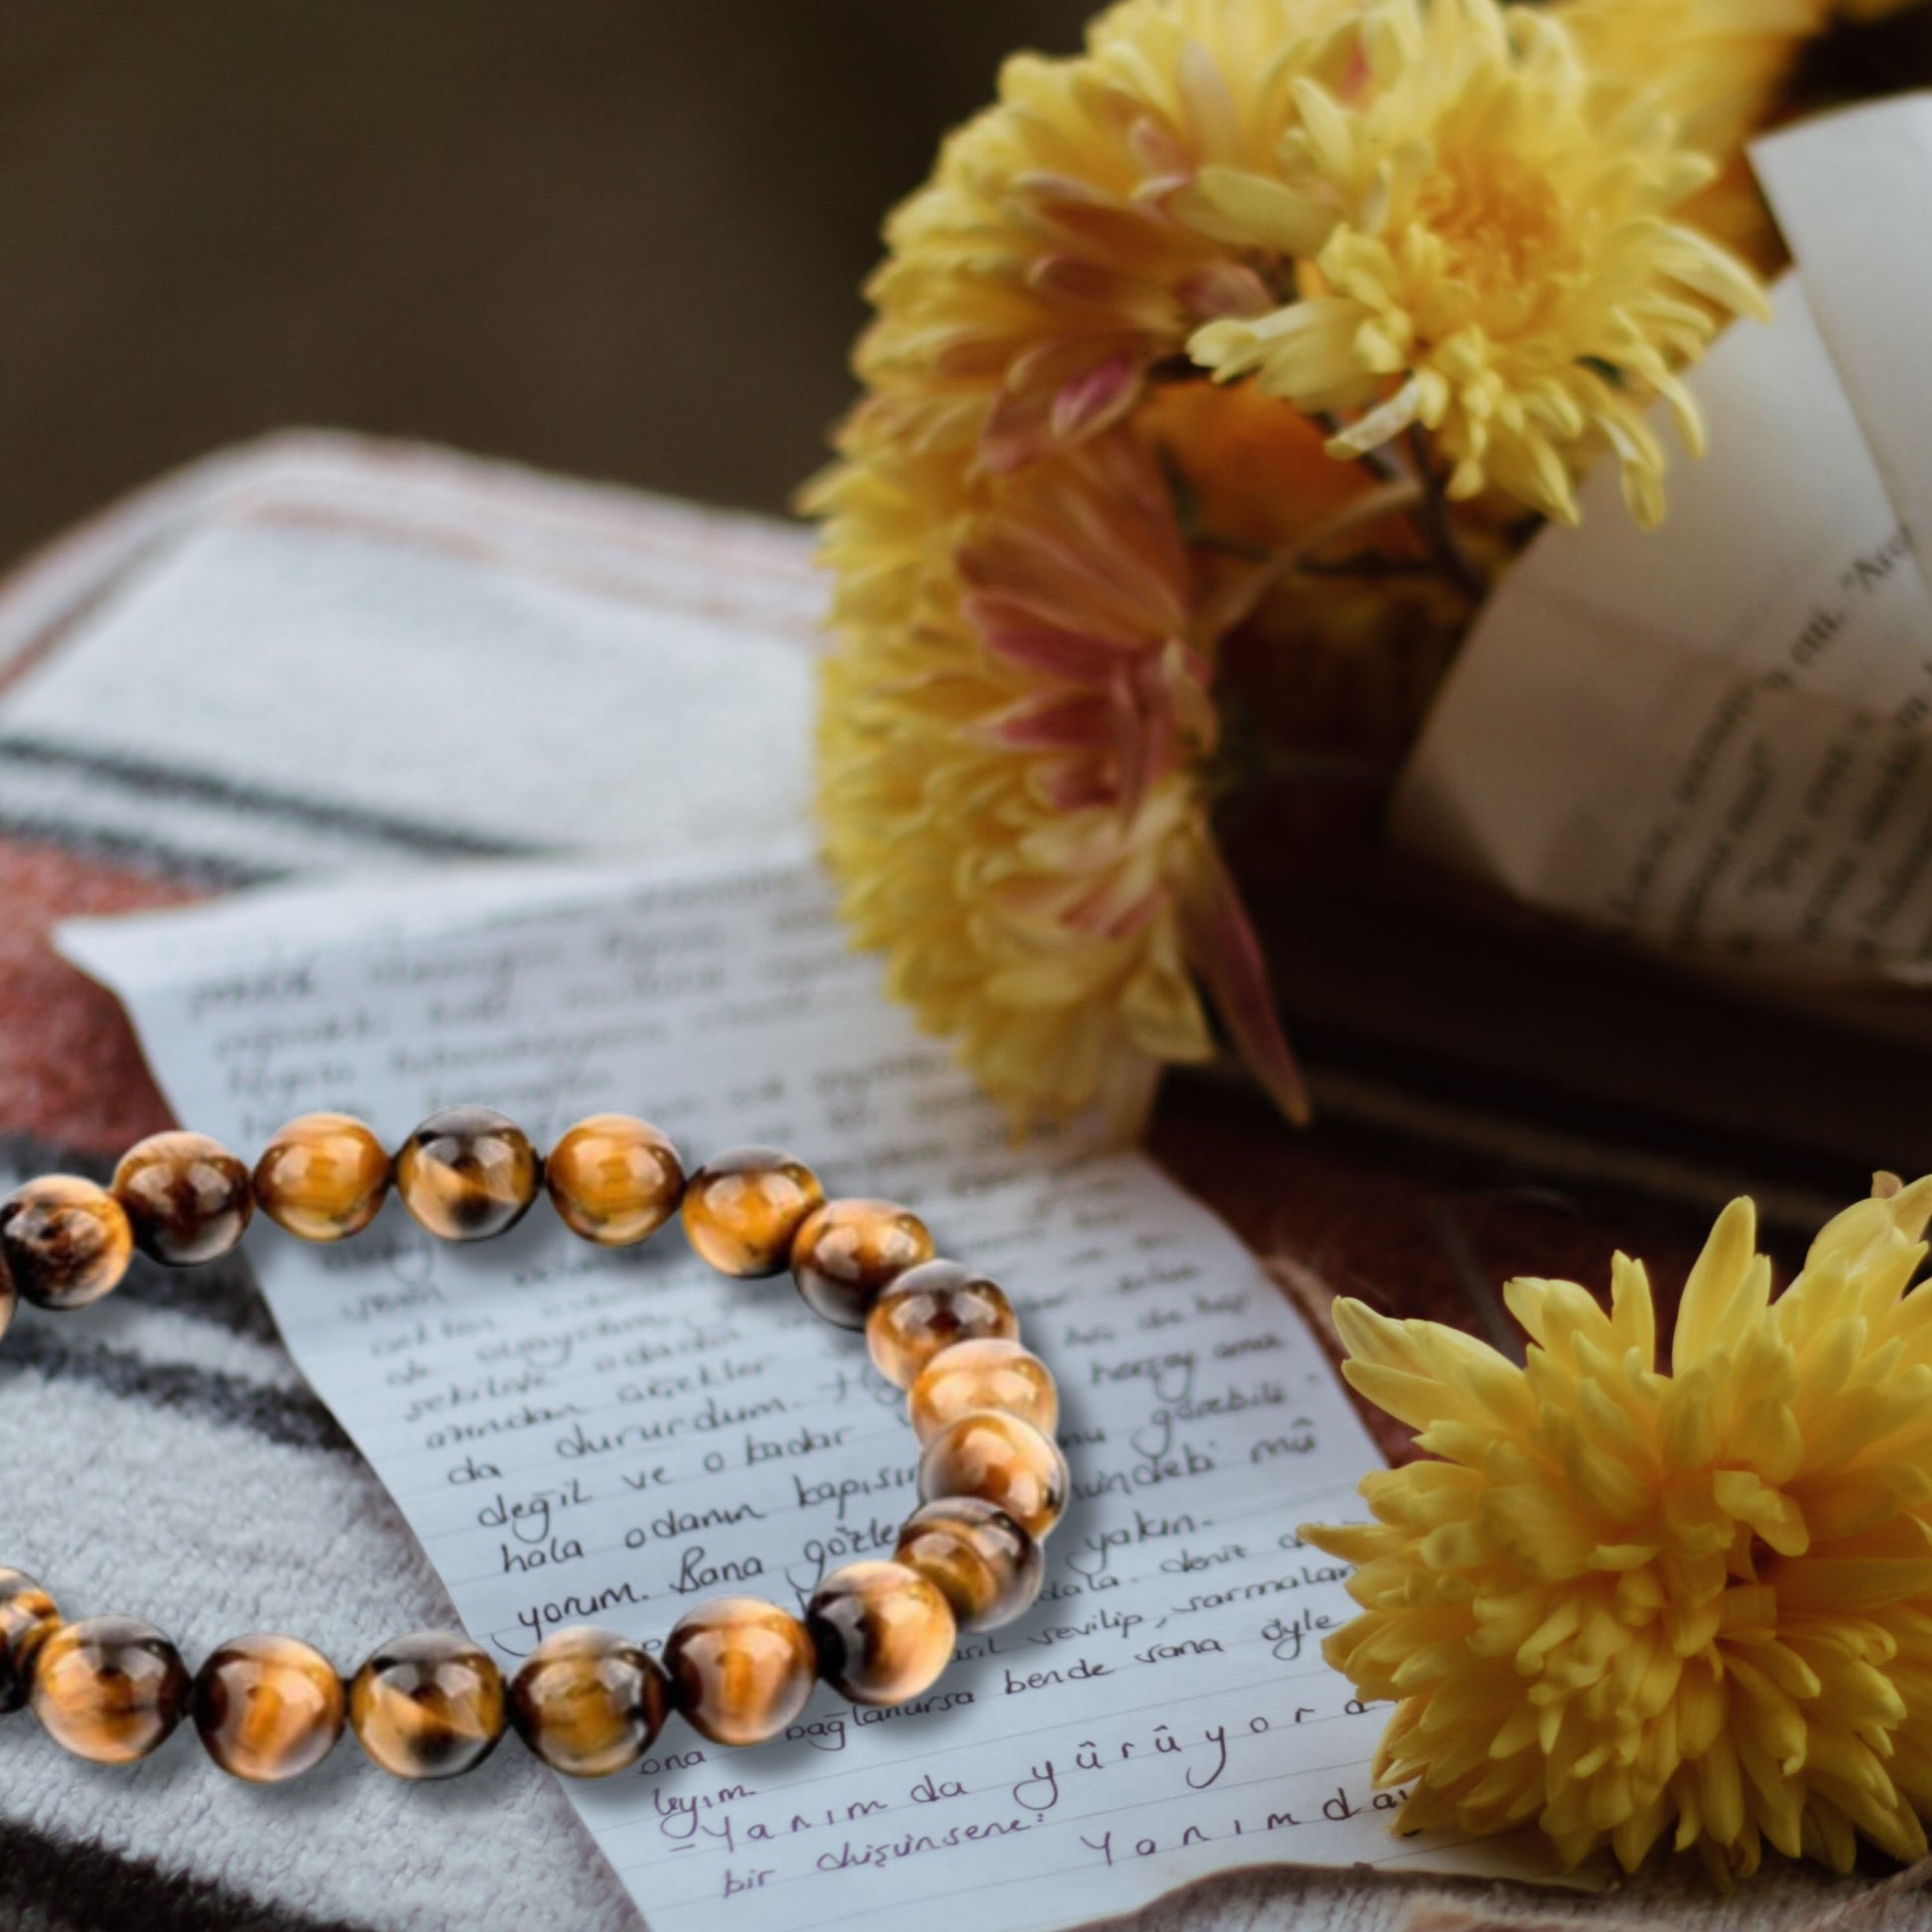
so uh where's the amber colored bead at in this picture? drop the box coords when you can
[31,1615,190,1764]
[918,1411,1069,1541]
[0,1569,60,1714]
[791,1197,934,1329]
[508,1625,670,1777]
[545,1115,685,1248]
[908,1338,1059,1447]
[394,1107,541,1243]
[194,1633,345,1783]
[680,1148,824,1279]
[0,1176,134,1313]
[253,1113,391,1243]
[662,1596,816,1746]
[349,1631,506,1779]
[867,1261,1018,1390]
[806,1561,956,1707]
[113,1132,254,1268]
[897,1498,1044,1632]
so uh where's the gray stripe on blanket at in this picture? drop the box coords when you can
[0,1326,351,1454]
[0,1822,376,1932]
[0,807,276,889]
[0,736,544,863]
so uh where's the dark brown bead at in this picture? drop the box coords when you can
[509,1625,670,1777]
[896,1498,1044,1632]
[806,1561,955,1707]
[113,1133,254,1268]
[791,1198,934,1329]
[0,1569,60,1714]
[681,1148,824,1279]
[253,1114,391,1243]
[194,1633,345,1783]
[349,1630,506,1779]
[0,1176,135,1311]
[31,1615,190,1764]
[545,1115,685,1248]
[867,1261,1018,1390]
[394,1107,541,1243]
[662,1597,816,1746]
[917,1411,1069,1541]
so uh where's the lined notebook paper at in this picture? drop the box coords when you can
[62,846,1556,1931]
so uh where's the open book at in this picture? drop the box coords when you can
[1395,95,1932,1016]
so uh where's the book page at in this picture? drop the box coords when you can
[60,847,1557,1932]
[1391,94,1932,991]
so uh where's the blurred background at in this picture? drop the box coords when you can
[0,1,1100,570]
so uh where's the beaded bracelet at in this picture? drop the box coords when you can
[0,1109,1068,1785]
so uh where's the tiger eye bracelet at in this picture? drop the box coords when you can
[0,1113,1068,1784]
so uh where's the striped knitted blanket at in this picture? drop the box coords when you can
[0,434,1913,1932]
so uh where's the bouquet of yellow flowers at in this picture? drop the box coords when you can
[808,0,1922,1133]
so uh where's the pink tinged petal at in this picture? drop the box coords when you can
[964,599,1140,685]
[1128,117,1192,182]
[961,589,1147,665]
[1179,263,1277,321]
[1033,757,1115,812]
[959,516,1181,646]
[1050,353,1143,443]
[978,692,1115,752]
[1131,173,1197,211]
[1026,256,1178,332]
[1109,674,1158,824]
[1008,330,1143,394]
[1070,882,1164,943]
[1174,835,1311,1126]
[978,386,1056,477]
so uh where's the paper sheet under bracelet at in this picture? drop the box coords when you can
[59,849,1557,1932]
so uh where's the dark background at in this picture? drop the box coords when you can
[0,2,1097,570]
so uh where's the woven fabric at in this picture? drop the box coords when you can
[0,435,1911,1932]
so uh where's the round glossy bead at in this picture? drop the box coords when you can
[662,1596,816,1746]
[509,1625,670,1777]
[897,1498,1044,1632]
[0,1569,60,1713]
[113,1132,254,1267]
[394,1107,541,1243]
[194,1633,345,1783]
[349,1631,506,1779]
[545,1115,685,1248]
[680,1148,824,1279]
[806,1561,956,1707]
[1,1176,133,1313]
[918,1411,1069,1541]
[31,1615,190,1764]
[791,1198,934,1329]
[253,1113,391,1243]
[867,1261,1018,1390]
[909,1338,1059,1446]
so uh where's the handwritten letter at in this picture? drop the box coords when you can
[63,851,1547,1931]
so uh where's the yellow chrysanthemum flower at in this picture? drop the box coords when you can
[812,427,1307,1129]
[1184,0,1770,526]
[1305,1175,1932,1878]
[1557,0,1826,271]
[1560,0,1826,162]
[851,0,1349,475]
[811,0,1788,1127]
